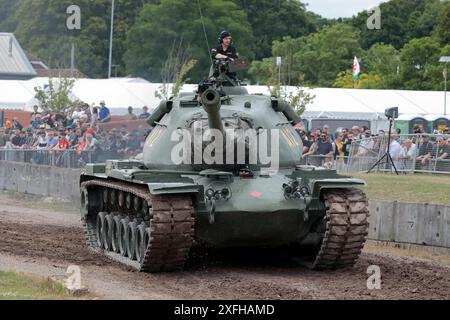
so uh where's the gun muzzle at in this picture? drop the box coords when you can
[201,89,224,133]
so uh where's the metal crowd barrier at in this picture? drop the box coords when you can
[346,134,450,174]
[0,149,129,168]
[1,134,449,175]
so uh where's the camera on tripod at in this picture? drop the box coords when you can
[385,107,399,119]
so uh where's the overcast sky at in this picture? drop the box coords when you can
[305,0,388,19]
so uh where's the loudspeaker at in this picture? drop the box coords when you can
[385,107,399,119]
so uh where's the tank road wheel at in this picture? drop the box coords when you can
[127,220,139,261]
[133,196,142,212]
[126,193,133,211]
[103,188,109,208]
[311,188,369,270]
[135,224,147,263]
[96,212,107,249]
[102,214,114,251]
[111,215,121,253]
[118,191,125,208]
[110,189,117,207]
[119,217,130,257]
[142,200,149,220]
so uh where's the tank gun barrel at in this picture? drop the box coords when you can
[200,89,224,133]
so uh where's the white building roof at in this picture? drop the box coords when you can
[0,33,37,79]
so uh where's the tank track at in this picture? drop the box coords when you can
[81,179,194,272]
[311,188,369,270]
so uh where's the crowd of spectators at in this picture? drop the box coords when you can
[0,103,152,166]
[295,123,450,172]
[1,105,450,172]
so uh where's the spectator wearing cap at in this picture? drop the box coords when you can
[139,106,151,120]
[125,106,138,121]
[98,101,111,123]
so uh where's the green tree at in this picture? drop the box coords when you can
[250,24,362,87]
[0,0,18,32]
[334,70,384,89]
[12,0,156,78]
[249,37,306,86]
[362,43,401,88]
[349,0,445,50]
[293,24,362,87]
[435,1,450,46]
[34,77,77,113]
[399,37,442,90]
[231,0,317,60]
[13,0,109,77]
[125,0,254,82]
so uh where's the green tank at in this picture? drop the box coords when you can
[80,65,369,272]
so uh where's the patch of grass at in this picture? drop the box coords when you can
[0,271,70,300]
[364,242,450,265]
[2,191,79,213]
[350,173,450,205]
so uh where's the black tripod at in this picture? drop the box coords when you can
[368,117,399,175]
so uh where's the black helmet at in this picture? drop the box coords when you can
[218,30,232,44]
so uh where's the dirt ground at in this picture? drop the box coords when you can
[0,192,449,300]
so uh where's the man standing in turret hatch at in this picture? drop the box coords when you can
[211,31,238,80]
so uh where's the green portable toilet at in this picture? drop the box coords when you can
[395,114,430,134]
[432,116,450,133]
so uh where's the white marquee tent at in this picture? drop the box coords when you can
[0,77,448,120]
